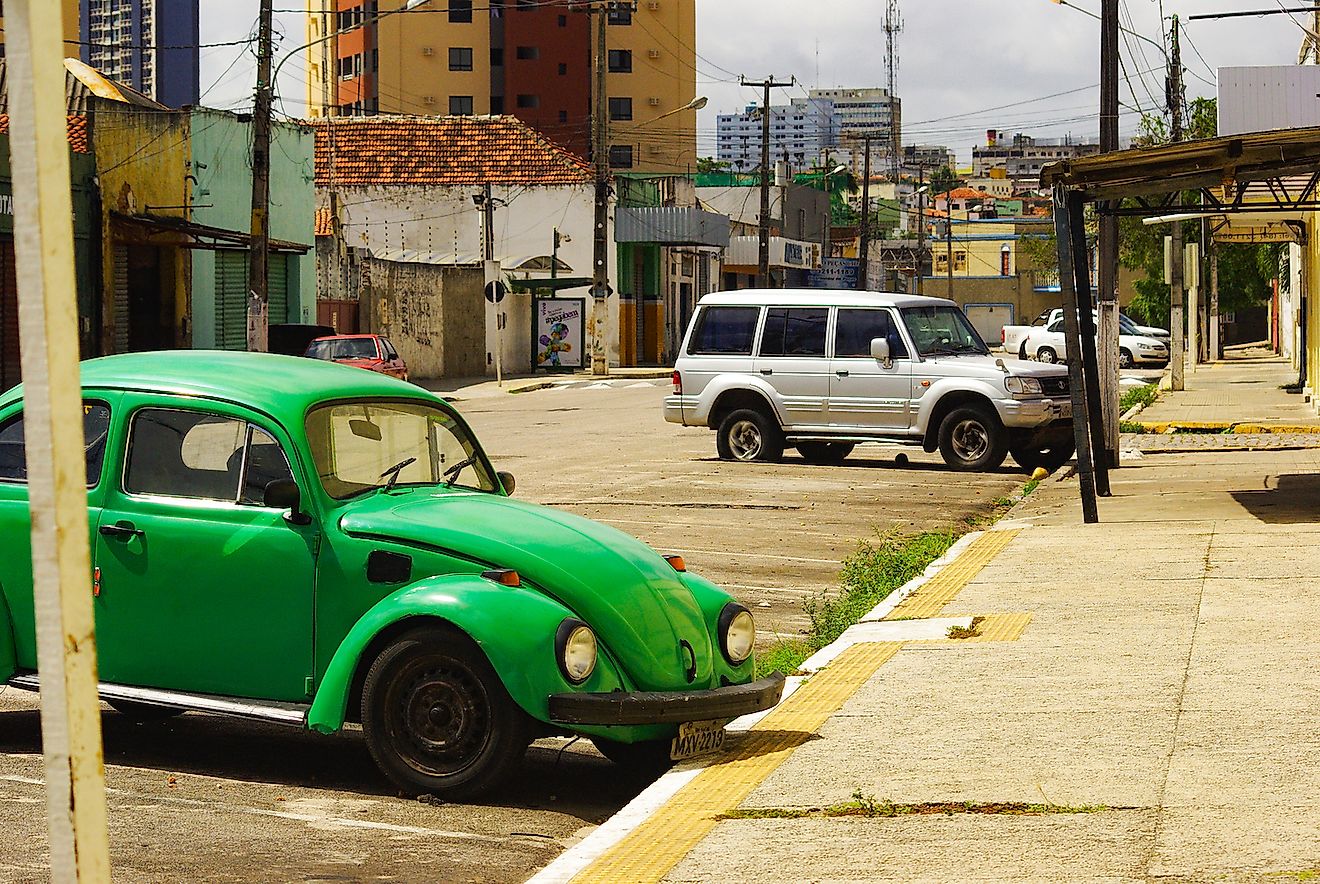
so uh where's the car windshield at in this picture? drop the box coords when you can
[1118,315,1139,334]
[900,306,989,357]
[307,338,378,360]
[305,400,497,499]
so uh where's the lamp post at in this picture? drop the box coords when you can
[913,182,929,294]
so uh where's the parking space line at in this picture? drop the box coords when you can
[883,529,1020,620]
[569,642,902,884]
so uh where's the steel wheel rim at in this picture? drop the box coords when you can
[1120,351,1133,368]
[1039,349,1056,363]
[951,418,990,462]
[728,419,763,460]
[387,658,491,777]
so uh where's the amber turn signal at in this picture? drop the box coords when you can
[663,554,686,572]
[481,568,522,587]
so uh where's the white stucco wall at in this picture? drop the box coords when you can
[332,183,618,371]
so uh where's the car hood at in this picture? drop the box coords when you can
[921,353,1068,379]
[339,489,714,690]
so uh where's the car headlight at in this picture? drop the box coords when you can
[555,619,597,684]
[718,603,755,665]
[1004,376,1043,396]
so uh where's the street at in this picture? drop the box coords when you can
[0,380,1022,881]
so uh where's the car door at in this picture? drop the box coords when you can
[754,306,830,429]
[380,338,407,378]
[0,398,116,673]
[828,307,913,431]
[92,396,318,702]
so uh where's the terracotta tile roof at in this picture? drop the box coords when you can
[312,115,594,187]
[946,186,995,200]
[314,205,334,237]
[0,115,90,153]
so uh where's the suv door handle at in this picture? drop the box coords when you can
[760,369,773,375]
[99,523,144,540]
[835,370,850,377]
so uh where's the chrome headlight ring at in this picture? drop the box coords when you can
[555,618,598,685]
[718,603,756,666]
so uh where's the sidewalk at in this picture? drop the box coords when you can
[1136,345,1320,432]
[418,367,672,400]
[533,355,1320,883]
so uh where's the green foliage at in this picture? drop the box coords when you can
[929,165,963,195]
[696,156,729,175]
[1119,383,1158,413]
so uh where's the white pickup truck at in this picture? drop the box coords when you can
[1001,310,1171,368]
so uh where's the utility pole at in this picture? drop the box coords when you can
[914,166,926,295]
[1096,0,1121,471]
[857,135,874,290]
[1168,14,1186,391]
[946,190,954,301]
[588,3,621,374]
[480,182,503,386]
[741,74,794,288]
[247,0,274,352]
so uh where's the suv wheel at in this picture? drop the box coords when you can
[938,406,1007,471]
[797,441,854,465]
[716,408,784,462]
[1036,346,1058,364]
[1010,437,1076,473]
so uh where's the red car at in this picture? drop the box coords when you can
[304,334,409,381]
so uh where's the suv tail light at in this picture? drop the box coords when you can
[1000,327,1006,344]
[672,370,682,394]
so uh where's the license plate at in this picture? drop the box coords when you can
[670,719,725,761]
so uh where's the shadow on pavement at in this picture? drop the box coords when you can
[1229,473,1320,523]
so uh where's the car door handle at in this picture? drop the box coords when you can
[835,370,849,377]
[760,369,773,375]
[99,523,144,540]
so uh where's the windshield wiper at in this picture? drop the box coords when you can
[922,345,960,357]
[379,457,417,492]
[443,455,477,487]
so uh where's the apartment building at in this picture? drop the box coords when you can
[305,0,698,173]
[971,129,1101,193]
[79,0,199,107]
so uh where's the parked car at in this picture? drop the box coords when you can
[666,290,1075,472]
[0,353,783,797]
[305,334,408,382]
[1018,317,1169,368]
[1033,307,1170,339]
[269,323,337,358]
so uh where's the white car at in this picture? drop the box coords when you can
[1036,307,1170,340]
[665,290,1076,472]
[1024,317,1169,368]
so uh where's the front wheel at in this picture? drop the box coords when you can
[1010,437,1076,473]
[1119,348,1134,369]
[361,625,531,799]
[938,406,1007,471]
[1036,346,1058,364]
[797,441,855,465]
[716,408,784,462]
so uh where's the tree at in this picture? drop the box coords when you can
[929,165,963,195]
[696,156,729,175]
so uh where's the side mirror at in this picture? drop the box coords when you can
[265,479,311,525]
[497,470,516,496]
[870,337,892,367]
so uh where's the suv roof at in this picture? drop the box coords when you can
[695,289,955,310]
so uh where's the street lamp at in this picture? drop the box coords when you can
[913,183,929,294]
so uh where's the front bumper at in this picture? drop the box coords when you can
[1134,350,1169,365]
[548,674,786,725]
[998,397,1072,428]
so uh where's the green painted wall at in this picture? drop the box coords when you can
[189,109,316,349]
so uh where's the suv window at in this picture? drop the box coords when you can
[835,308,909,358]
[689,306,760,355]
[0,402,112,486]
[126,409,292,504]
[759,307,828,357]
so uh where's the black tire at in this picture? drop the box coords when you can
[796,441,855,465]
[1036,346,1058,364]
[1010,437,1076,473]
[937,405,1008,471]
[715,408,784,462]
[108,699,183,723]
[592,737,674,775]
[361,625,531,799]
[1119,348,1134,369]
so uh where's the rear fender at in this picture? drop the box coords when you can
[306,574,626,734]
[699,376,785,428]
[0,589,14,683]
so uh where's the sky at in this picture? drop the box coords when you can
[201,1,1307,163]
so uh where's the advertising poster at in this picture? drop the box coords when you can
[535,298,585,370]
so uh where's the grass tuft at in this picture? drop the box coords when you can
[1119,383,1158,414]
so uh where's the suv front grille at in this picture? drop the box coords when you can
[1040,376,1070,397]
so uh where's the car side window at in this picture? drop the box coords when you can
[1048,319,1064,333]
[760,307,828,357]
[689,306,760,355]
[383,339,400,361]
[835,309,909,359]
[126,409,293,506]
[0,402,112,487]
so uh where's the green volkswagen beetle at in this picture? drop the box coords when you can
[0,352,782,797]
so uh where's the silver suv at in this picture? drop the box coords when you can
[664,290,1075,472]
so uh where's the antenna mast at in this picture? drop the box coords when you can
[884,0,902,181]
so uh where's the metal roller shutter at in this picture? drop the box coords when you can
[215,249,249,351]
[267,253,288,325]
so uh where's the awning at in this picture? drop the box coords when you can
[615,206,730,247]
[723,236,821,271]
[110,212,310,254]
[370,249,572,271]
[509,277,591,293]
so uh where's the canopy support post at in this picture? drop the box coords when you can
[1053,186,1100,523]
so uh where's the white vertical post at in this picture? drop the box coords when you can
[1185,242,1200,373]
[6,0,112,880]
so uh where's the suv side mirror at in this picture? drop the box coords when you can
[870,337,892,367]
[497,470,516,496]
[265,479,311,525]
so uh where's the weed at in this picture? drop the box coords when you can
[720,798,1115,821]
[1119,383,1158,413]
[991,496,1015,508]
[1022,478,1041,496]
[1119,421,1148,434]
[947,616,986,640]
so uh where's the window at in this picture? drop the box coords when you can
[608,49,632,72]
[607,8,632,24]
[558,13,567,26]
[449,0,472,22]
[515,45,539,61]
[449,95,474,115]
[689,306,760,355]
[448,47,473,71]
[337,54,362,79]
[558,110,568,122]
[608,144,633,168]
[608,97,632,121]
[835,309,908,358]
[125,409,292,505]
[516,94,540,108]
[0,402,112,486]
[558,62,567,75]
[759,308,828,357]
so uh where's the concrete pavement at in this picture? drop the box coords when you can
[535,354,1320,883]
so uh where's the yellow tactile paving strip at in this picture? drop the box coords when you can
[883,529,1020,620]
[908,612,1034,644]
[571,642,902,884]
